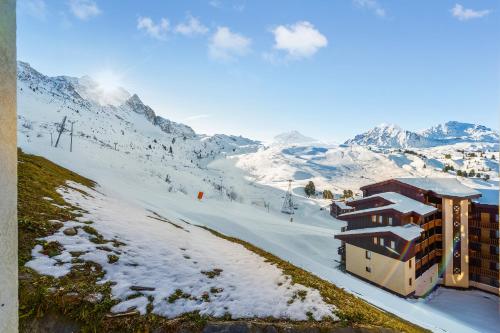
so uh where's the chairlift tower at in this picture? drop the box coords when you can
[281,179,294,215]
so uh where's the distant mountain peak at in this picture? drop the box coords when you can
[345,120,498,148]
[273,131,318,145]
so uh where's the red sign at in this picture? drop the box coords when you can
[197,192,204,200]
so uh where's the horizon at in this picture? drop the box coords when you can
[17,0,500,142]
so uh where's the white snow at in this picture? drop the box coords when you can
[26,181,335,320]
[339,191,437,216]
[336,224,423,241]
[396,177,481,197]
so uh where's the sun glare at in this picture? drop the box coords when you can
[93,69,123,94]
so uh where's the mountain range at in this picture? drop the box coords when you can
[344,122,498,148]
[17,61,497,152]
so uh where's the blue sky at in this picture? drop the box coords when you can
[17,0,499,142]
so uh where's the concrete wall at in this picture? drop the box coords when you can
[442,198,469,288]
[345,243,415,296]
[415,263,439,296]
[0,1,18,332]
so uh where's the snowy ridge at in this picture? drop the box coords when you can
[344,123,433,148]
[345,122,499,148]
[420,121,499,144]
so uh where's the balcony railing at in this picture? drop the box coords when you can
[469,236,500,245]
[470,266,500,279]
[469,221,499,230]
[469,250,500,262]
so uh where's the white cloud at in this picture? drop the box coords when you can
[451,4,490,21]
[19,0,47,20]
[353,0,386,17]
[68,0,101,20]
[137,16,169,40]
[209,27,251,61]
[175,14,208,36]
[209,0,222,8]
[271,21,327,59]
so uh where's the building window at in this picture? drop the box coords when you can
[366,266,371,273]
[409,259,412,269]
[372,215,377,223]
[388,217,393,225]
[378,215,383,223]
[390,240,395,249]
[410,216,414,223]
[365,250,371,259]
[409,278,412,286]
[373,237,378,244]
[496,214,499,223]
[380,238,385,246]
[481,212,490,223]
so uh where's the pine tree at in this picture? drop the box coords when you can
[304,181,316,197]
[169,146,173,154]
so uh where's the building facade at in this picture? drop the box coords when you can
[334,178,499,297]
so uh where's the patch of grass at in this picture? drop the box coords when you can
[168,289,191,303]
[126,293,143,301]
[199,226,428,333]
[107,254,119,264]
[18,148,94,267]
[41,241,63,257]
[201,292,210,302]
[209,287,223,294]
[201,268,223,279]
[82,225,99,236]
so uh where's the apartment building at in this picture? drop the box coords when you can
[334,178,499,297]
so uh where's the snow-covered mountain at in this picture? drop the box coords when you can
[420,121,499,144]
[17,61,259,157]
[344,123,433,148]
[273,130,318,145]
[345,122,498,148]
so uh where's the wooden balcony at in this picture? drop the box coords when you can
[470,266,500,279]
[415,243,421,252]
[469,250,499,262]
[435,234,442,242]
[469,221,499,230]
[469,236,499,245]
[421,219,442,231]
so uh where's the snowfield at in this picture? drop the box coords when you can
[18,61,500,333]
[27,181,335,320]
